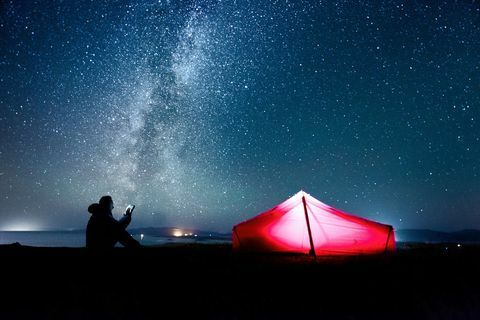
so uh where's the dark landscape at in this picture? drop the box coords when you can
[1,243,480,320]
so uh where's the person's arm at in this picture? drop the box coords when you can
[118,214,131,229]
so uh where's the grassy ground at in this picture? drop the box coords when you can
[1,243,479,319]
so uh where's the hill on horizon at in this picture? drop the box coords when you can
[129,226,231,240]
[395,229,480,243]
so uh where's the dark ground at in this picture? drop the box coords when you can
[1,243,479,319]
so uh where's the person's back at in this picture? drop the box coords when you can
[86,196,140,249]
[86,204,119,248]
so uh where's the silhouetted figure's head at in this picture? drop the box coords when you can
[99,195,114,213]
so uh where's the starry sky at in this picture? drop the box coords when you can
[0,0,479,232]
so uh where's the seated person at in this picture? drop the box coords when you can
[86,195,140,249]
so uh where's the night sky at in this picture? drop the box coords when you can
[0,1,479,232]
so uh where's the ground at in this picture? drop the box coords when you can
[1,243,479,319]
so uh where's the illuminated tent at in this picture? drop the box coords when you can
[233,191,395,255]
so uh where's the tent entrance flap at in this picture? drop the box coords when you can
[302,195,316,256]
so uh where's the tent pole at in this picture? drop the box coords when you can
[302,195,316,258]
[384,226,393,254]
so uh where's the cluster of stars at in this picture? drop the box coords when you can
[0,0,479,232]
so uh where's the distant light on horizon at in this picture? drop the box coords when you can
[172,229,183,237]
[1,221,43,232]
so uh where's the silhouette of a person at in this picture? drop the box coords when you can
[86,195,140,249]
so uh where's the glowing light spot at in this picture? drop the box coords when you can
[1,220,42,232]
[172,229,183,237]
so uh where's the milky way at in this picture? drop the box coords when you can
[0,1,479,231]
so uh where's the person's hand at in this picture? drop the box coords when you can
[125,205,135,216]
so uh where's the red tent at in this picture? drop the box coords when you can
[233,191,395,255]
